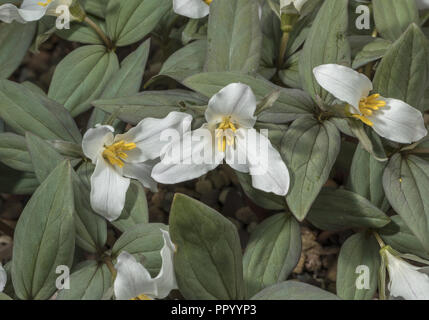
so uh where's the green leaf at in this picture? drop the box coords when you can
[243,213,301,297]
[383,154,429,251]
[88,39,151,128]
[106,0,171,47]
[0,79,82,143]
[0,133,33,172]
[0,293,12,300]
[336,233,380,300]
[352,38,392,69]
[93,90,207,125]
[56,19,106,45]
[111,181,149,233]
[112,223,168,276]
[299,0,350,102]
[236,171,285,211]
[26,132,65,183]
[159,40,207,82]
[48,45,119,117]
[372,0,419,42]
[12,161,75,300]
[373,24,429,111]
[0,164,39,195]
[82,0,108,18]
[57,261,112,300]
[205,0,262,73]
[349,144,389,210]
[380,215,429,260]
[279,52,302,89]
[307,188,390,231]
[251,281,340,300]
[184,72,315,123]
[281,117,341,221]
[0,22,36,78]
[169,194,245,300]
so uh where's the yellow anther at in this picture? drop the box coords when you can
[204,0,213,4]
[216,117,237,152]
[102,140,137,168]
[131,294,152,300]
[353,93,386,127]
[37,0,52,7]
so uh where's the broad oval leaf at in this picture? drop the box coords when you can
[383,154,429,252]
[336,232,380,300]
[243,213,301,297]
[169,194,245,300]
[48,45,119,117]
[12,161,75,300]
[205,0,262,73]
[307,188,390,231]
[281,117,341,221]
[0,133,33,172]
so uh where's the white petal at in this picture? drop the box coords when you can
[416,0,429,9]
[280,0,294,9]
[370,98,428,144]
[313,64,373,111]
[115,112,192,163]
[230,128,290,196]
[151,126,224,184]
[0,3,27,23]
[82,125,114,162]
[152,230,178,299]
[114,251,156,300]
[0,264,6,292]
[386,252,429,300]
[173,0,209,19]
[205,83,257,128]
[293,0,308,12]
[90,156,130,221]
[123,160,159,192]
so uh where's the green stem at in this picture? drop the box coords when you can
[277,31,290,70]
[104,257,117,281]
[373,231,386,248]
[84,16,113,49]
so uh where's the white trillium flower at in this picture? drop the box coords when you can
[280,0,308,13]
[152,83,290,196]
[82,112,192,221]
[0,0,72,23]
[114,229,177,300]
[0,264,6,293]
[313,64,427,144]
[383,250,429,300]
[173,0,211,19]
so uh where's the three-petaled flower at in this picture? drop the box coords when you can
[0,0,72,23]
[82,112,192,221]
[114,229,177,300]
[313,64,427,144]
[152,83,290,196]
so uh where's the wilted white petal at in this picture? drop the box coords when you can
[123,160,159,192]
[370,98,428,144]
[153,230,178,299]
[230,128,290,196]
[206,83,257,128]
[82,125,114,162]
[313,64,373,112]
[114,251,156,300]
[0,264,6,292]
[90,156,130,221]
[115,112,192,163]
[386,251,429,300]
[152,126,224,184]
[173,0,210,19]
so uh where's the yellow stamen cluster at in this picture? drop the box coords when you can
[37,0,52,7]
[131,294,152,300]
[216,117,237,152]
[204,0,213,4]
[352,94,386,127]
[102,140,137,168]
